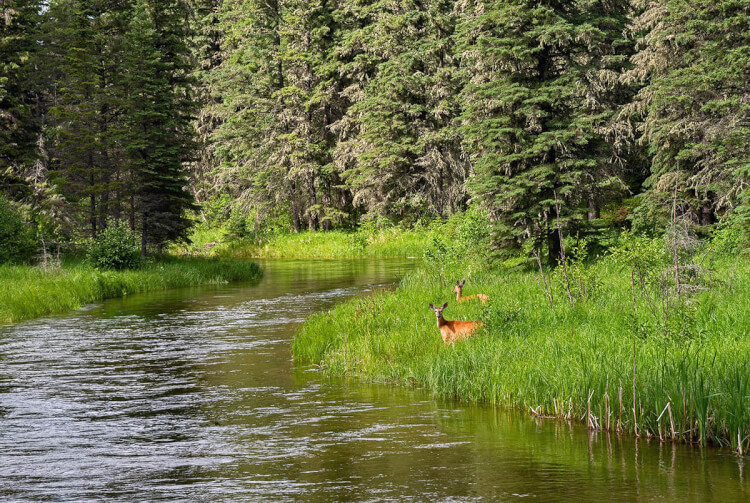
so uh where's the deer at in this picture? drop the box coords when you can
[428,302,483,346]
[453,279,489,304]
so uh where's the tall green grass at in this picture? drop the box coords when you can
[178,228,433,259]
[294,257,750,452]
[0,257,262,323]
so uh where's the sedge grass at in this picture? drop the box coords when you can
[0,257,262,323]
[293,257,750,451]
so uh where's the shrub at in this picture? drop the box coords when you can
[0,197,36,264]
[86,220,141,270]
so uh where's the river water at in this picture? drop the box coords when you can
[1,259,748,502]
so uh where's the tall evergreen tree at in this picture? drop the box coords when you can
[123,0,197,254]
[0,0,42,198]
[333,0,468,221]
[189,0,224,209]
[457,0,631,261]
[620,0,750,228]
[45,0,131,237]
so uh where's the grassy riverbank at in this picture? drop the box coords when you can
[294,255,750,452]
[176,226,434,259]
[0,258,262,323]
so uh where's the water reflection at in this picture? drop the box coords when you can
[0,259,746,501]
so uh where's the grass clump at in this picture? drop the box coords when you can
[294,247,750,453]
[0,257,262,323]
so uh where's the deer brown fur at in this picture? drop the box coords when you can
[453,279,489,304]
[429,302,483,346]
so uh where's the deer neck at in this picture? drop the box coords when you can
[455,289,462,301]
[437,315,448,329]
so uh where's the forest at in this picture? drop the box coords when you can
[1,0,748,262]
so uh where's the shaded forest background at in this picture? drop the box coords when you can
[1,0,749,261]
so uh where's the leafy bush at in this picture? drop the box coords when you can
[0,197,36,264]
[86,220,141,270]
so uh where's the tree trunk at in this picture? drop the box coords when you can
[700,201,714,226]
[588,197,600,220]
[90,169,97,238]
[548,228,561,267]
[292,209,301,233]
[141,213,148,258]
[129,193,136,231]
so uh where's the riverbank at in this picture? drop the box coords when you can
[0,258,262,323]
[293,256,750,453]
[175,227,435,259]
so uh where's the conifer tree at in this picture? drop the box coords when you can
[123,0,196,254]
[45,0,131,237]
[0,0,42,197]
[621,0,750,227]
[457,0,630,261]
[189,0,224,207]
[333,0,468,221]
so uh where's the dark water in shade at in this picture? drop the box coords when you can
[1,259,748,502]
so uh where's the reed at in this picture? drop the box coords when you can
[0,257,262,323]
[293,256,750,451]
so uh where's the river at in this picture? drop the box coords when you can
[1,259,748,501]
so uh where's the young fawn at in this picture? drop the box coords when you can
[428,302,483,346]
[453,279,489,304]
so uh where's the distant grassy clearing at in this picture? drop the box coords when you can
[294,258,750,452]
[0,258,262,323]
[176,228,433,259]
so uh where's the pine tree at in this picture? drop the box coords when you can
[189,0,224,208]
[123,0,197,254]
[332,0,468,222]
[457,0,631,262]
[0,0,42,197]
[45,0,131,237]
[621,0,750,228]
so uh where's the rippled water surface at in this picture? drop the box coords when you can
[1,259,748,502]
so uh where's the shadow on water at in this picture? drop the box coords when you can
[0,258,747,501]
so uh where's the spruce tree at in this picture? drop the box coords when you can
[333,0,468,221]
[621,0,750,228]
[0,0,42,197]
[123,0,196,254]
[457,0,631,262]
[45,0,130,237]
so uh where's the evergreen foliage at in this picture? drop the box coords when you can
[123,0,197,254]
[0,196,36,263]
[457,0,632,261]
[620,0,750,229]
[0,0,42,196]
[0,0,747,258]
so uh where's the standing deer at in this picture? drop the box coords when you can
[453,279,489,304]
[428,302,483,346]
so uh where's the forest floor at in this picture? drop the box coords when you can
[293,255,750,453]
[0,257,262,324]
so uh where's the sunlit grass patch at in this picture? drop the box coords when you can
[294,257,750,451]
[0,258,262,323]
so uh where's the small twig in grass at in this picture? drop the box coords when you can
[532,248,554,310]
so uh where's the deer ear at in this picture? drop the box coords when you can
[455,280,460,286]
[442,302,448,309]
[461,279,466,286]
[428,303,435,310]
